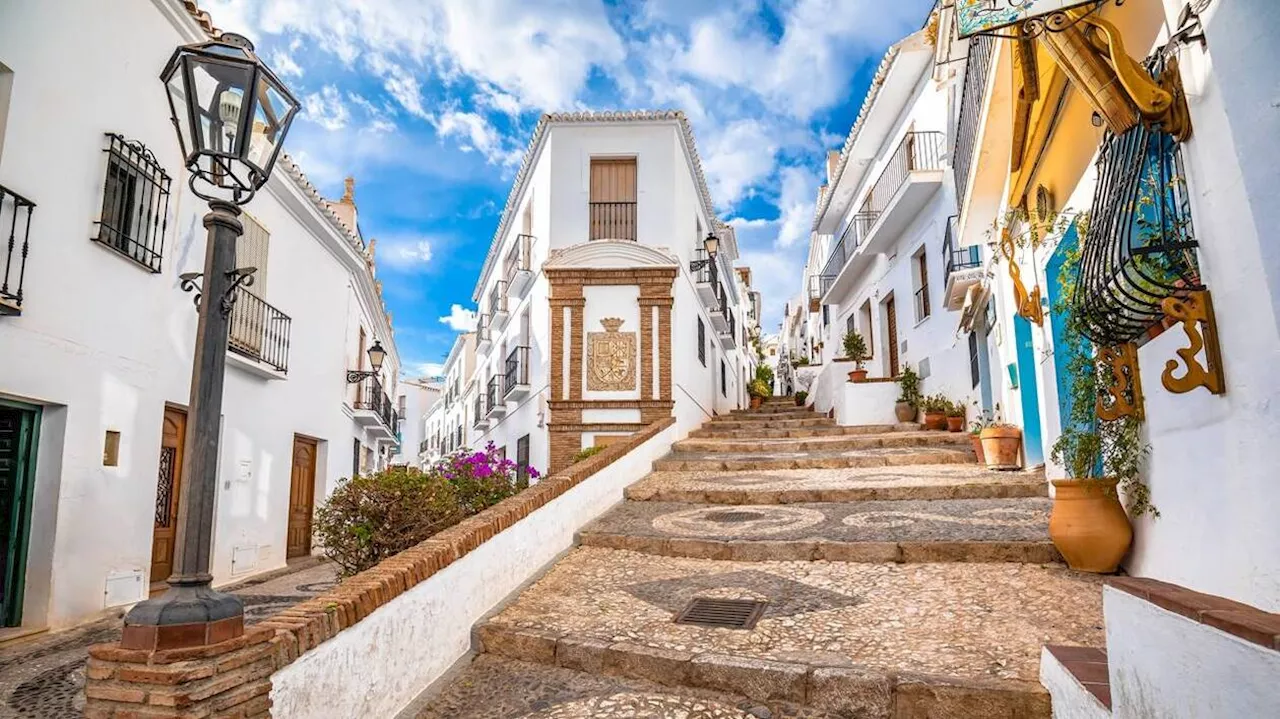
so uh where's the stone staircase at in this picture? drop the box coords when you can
[414,399,1105,718]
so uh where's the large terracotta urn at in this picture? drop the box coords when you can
[1049,479,1133,573]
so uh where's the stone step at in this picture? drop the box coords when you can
[689,423,918,439]
[732,404,818,415]
[705,416,837,431]
[625,466,1049,504]
[474,547,1105,718]
[578,497,1059,564]
[654,446,976,472]
[673,430,970,454]
[720,408,820,421]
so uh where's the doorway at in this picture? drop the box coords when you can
[884,294,900,377]
[0,400,39,627]
[1013,315,1045,466]
[287,436,318,559]
[150,406,187,593]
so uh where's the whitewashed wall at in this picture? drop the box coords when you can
[270,422,679,719]
[0,0,398,628]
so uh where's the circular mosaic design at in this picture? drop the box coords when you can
[652,506,826,537]
[842,507,1045,529]
[526,692,755,718]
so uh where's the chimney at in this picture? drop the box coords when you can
[329,175,359,233]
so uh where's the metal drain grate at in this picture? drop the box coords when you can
[703,510,765,524]
[674,598,767,629]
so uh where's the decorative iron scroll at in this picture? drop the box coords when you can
[155,446,176,527]
[1161,290,1224,395]
[1000,228,1044,326]
[1096,342,1144,420]
[1076,55,1201,346]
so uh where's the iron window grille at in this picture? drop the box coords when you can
[968,331,981,389]
[227,285,291,373]
[1076,55,1201,345]
[0,183,35,315]
[516,434,530,488]
[698,317,706,366]
[95,134,171,273]
[720,359,726,397]
[943,216,981,283]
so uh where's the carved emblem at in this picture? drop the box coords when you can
[588,317,637,391]
[1161,290,1225,395]
[1097,342,1144,420]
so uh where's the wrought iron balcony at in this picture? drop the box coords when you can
[807,275,823,313]
[504,233,535,297]
[485,376,507,418]
[953,34,994,212]
[1,183,35,316]
[693,248,720,306]
[589,201,637,241]
[943,217,984,311]
[709,284,731,333]
[818,212,877,298]
[489,280,510,332]
[719,306,737,348]
[476,313,492,350]
[504,345,531,400]
[351,377,398,436]
[473,393,490,429]
[419,438,430,454]
[228,286,291,373]
[856,131,945,255]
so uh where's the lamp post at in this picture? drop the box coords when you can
[688,232,720,273]
[121,32,298,651]
[345,340,387,384]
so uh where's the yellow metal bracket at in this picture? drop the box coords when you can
[1161,290,1225,395]
[1000,228,1044,326]
[1097,342,1144,420]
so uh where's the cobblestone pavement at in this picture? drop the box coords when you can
[414,655,839,719]
[0,561,338,719]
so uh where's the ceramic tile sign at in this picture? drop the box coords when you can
[955,0,1097,38]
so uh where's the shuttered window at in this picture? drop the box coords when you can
[589,158,637,241]
[697,317,706,366]
[237,214,270,295]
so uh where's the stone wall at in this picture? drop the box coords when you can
[84,416,677,718]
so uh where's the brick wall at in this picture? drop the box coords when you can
[84,416,677,718]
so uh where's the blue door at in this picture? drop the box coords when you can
[1047,223,1087,435]
[1013,314,1044,466]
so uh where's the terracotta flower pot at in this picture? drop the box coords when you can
[848,369,869,383]
[979,426,1022,470]
[1049,479,1133,573]
[946,416,964,432]
[750,396,763,409]
[969,434,986,464]
[923,411,947,431]
[894,401,916,423]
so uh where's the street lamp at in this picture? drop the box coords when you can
[688,232,720,273]
[121,33,299,652]
[346,340,388,383]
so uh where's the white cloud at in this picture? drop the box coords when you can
[270,49,303,78]
[377,237,435,270]
[367,55,430,119]
[775,165,820,248]
[439,304,478,332]
[432,110,521,167]
[700,119,778,206]
[410,361,447,378]
[301,85,350,131]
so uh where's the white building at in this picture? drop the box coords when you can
[0,0,401,632]
[420,332,477,465]
[805,27,992,423]
[393,378,441,468]
[465,112,753,475]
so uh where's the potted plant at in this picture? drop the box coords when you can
[895,366,920,423]
[794,390,808,407]
[945,400,965,432]
[980,422,1023,470]
[842,330,870,382]
[748,379,770,409]
[920,394,948,431]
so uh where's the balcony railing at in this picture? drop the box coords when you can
[353,377,397,431]
[504,233,534,296]
[953,34,995,211]
[504,345,530,398]
[419,439,430,454]
[473,393,488,428]
[1,183,35,316]
[943,218,981,283]
[476,313,492,347]
[489,280,508,319]
[228,286,292,373]
[485,376,506,417]
[857,131,945,224]
[819,211,877,285]
[807,275,823,312]
[588,201,637,241]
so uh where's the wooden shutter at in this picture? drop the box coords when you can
[237,214,270,294]
[589,159,637,240]
[886,296,900,377]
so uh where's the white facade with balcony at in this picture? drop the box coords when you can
[0,0,401,632]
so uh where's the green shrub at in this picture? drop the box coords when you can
[794,390,808,406]
[572,445,606,464]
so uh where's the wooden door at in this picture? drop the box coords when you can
[150,407,187,591]
[0,403,39,627]
[886,295,901,377]
[287,436,318,559]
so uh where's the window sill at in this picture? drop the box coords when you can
[226,350,288,381]
[914,314,931,328]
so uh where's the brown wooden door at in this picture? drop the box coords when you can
[287,436,318,559]
[150,407,187,591]
[886,295,901,377]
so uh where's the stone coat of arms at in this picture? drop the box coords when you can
[588,317,637,391]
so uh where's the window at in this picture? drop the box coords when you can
[228,214,273,359]
[697,317,706,366]
[588,158,637,240]
[912,248,931,321]
[968,331,981,388]
[95,134,171,272]
[352,438,360,478]
[845,313,856,338]
[516,434,531,486]
[859,300,875,357]
[720,359,727,397]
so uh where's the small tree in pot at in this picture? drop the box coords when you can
[920,393,949,431]
[945,400,966,432]
[895,365,920,423]
[842,330,870,382]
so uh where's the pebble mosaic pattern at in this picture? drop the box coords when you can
[0,561,338,718]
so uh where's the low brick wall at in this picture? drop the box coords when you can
[85,416,677,718]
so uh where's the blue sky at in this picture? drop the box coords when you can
[201,0,935,377]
